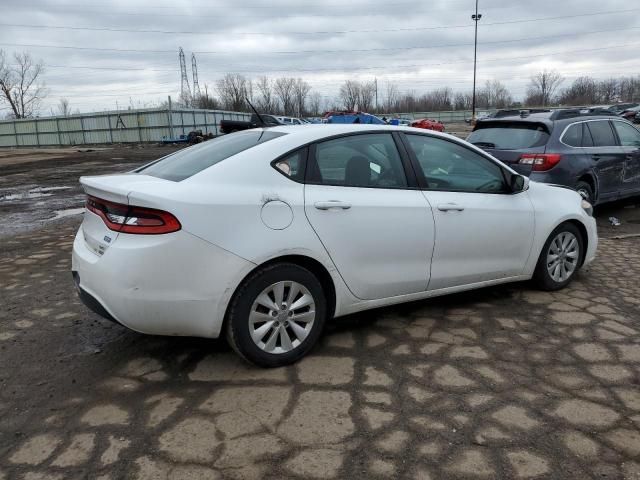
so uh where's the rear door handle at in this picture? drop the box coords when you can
[437,203,465,212]
[314,201,352,210]
[592,154,601,161]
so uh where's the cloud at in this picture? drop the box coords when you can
[0,0,638,112]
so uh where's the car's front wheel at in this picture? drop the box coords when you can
[533,223,584,291]
[226,263,327,367]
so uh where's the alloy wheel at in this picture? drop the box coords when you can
[546,231,579,282]
[249,281,316,354]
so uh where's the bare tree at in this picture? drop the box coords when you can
[597,78,619,104]
[619,76,640,102]
[526,70,564,107]
[216,73,250,111]
[384,82,399,112]
[307,92,323,116]
[255,76,274,113]
[558,76,598,105]
[194,85,219,109]
[453,92,472,110]
[483,80,512,109]
[274,77,296,115]
[57,97,71,116]
[358,80,376,112]
[339,80,361,110]
[293,78,311,117]
[0,50,47,118]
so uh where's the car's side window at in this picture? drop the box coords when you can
[586,121,618,147]
[563,123,594,148]
[612,121,640,147]
[309,134,408,188]
[563,123,583,147]
[274,149,306,182]
[405,134,508,193]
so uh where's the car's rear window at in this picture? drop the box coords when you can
[138,130,286,181]
[468,122,550,149]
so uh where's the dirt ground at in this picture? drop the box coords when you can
[2,145,640,479]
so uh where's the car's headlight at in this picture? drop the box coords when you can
[581,199,593,216]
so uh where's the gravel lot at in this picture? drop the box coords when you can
[2,145,640,479]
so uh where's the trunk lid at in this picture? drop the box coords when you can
[79,174,176,256]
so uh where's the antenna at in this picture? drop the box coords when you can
[246,97,266,127]
[191,53,201,100]
[179,47,191,106]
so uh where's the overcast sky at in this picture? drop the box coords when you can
[1,0,639,114]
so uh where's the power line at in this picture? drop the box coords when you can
[1,8,637,36]
[2,26,638,57]
[23,42,640,77]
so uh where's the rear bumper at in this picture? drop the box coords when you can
[71,226,255,338]
[72,271,118,324]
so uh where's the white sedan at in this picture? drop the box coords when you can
[72,125,597,366]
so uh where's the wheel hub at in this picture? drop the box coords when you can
[546,231,579,283]
[248,280,316,354]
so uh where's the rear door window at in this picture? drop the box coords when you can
[138,130,286,181]
[467,122,550,149]
[309,134,408,188]
[586,121,618,147]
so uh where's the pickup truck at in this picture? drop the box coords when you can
[219,114,284,134]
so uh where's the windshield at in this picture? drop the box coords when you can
[138,130,286,181]
[467,122,550,149]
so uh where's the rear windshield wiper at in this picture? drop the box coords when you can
[472,141,497,148]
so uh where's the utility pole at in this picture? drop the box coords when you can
[375,77,378,113]
[471,0,482,121]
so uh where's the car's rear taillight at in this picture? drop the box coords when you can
[518,153,562,172]
[86,195,181,235]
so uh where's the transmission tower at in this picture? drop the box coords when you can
[178,47,191,105]
[191,53,201,99]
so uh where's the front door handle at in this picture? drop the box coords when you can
[314,201,352,210]
[437,203,465,212]
[592,154,601,161]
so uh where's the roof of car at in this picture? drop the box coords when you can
[265,123,453,140]
[475,108,622,129]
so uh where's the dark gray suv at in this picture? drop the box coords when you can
[468,109,640,204]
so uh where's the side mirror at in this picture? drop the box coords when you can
[510,174,528,193]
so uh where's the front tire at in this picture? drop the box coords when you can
[226,263,327,367]
[533,223,584,291]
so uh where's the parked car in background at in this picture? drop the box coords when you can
[468,108,640,205]
[608,103,639,114]
[72,124,597,366]
[324,111,386,124]
[275,116,308,125]
[619,105,640,121]
[411,118,445,132]
[220,114,284,134]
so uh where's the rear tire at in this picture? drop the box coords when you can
[575,180,594,204]
[226,263,327,367]
[533,223,584,291]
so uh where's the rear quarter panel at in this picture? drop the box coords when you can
[126,137,359,316]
